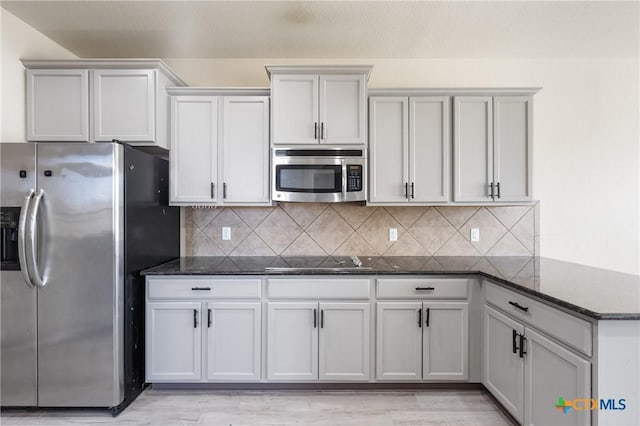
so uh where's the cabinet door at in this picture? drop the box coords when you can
[93,69,156,142]
[319,75,366,145]
[267,302,318,381]
[221,96,270,204]
[423,302,468,380]
[524,328,590,426]
[410,97,451,202]
[453,96,494,202]
[369,97,409,203]
[493,96,533,202]
[376,302,422,380]
[169,96,218,205]
[206,302,261,381]
[319,303,370,381]
[146,302,201,382]
[26,69,89,141]
[483,305,524,423]
[272,74,318,144]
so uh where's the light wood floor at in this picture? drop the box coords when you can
[1,388,514,425]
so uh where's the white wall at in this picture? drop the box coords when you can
[0,8,77,142]
[164,58,640,275]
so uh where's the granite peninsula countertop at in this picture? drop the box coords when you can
[142,256,640,320]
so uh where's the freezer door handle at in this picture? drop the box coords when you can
[26,189,46,287]
[18,189,35,287]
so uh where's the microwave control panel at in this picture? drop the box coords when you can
[346,165,363,192]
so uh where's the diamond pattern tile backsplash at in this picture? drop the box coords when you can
[184,203,539,257]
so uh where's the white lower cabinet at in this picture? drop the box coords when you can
[206,302,261,381]
[145,277,262,383]
[318,303,370,381]
[484,304,591,426]
[267,302,319,381]
[146,302,202,382]
[423,302,469,380]
[524,328,590,426]
[376,302,469,381]
[484,305,525,421]
[267,302,371,381]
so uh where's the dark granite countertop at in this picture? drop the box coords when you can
[142,256,640,320]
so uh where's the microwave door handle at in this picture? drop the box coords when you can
[18,189,35,288]
[342,161,347,201]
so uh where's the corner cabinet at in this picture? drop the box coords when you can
[23,60,184,150]
[483,282,591,426]
[453,95,533,202]
[168,89,270,206]
[369,96,451,203]
[267,66,371,145]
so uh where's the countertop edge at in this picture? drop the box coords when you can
[141,265,640,321]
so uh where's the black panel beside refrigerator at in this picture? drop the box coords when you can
[120,145,179,414]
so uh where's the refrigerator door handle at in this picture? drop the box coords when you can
[18,189,35,287]
[26,189,46,287]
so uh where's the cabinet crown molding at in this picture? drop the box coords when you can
[265,65,373,81]
[368,88,542,96]
[20,58,186,87]
[167,87,270,97]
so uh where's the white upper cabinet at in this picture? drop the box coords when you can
[93,69,156,143]
[369,97,409,203]
[271,75,318,145]
[319,75,366,145]
[453,95,532,202]
[369,96,450,204]
[26,69,89,141]
[169,96,218,205]
[23,60,184,149]
[221,96,270,204]
[410,97,450,202]
[493,96,533,202]
[168,90,271,206]
[268,66,371,146]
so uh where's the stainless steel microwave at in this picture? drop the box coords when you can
[272,149,367,203]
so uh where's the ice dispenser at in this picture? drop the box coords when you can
[1,207,21,270]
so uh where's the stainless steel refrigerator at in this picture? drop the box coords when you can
[0,142,179,413]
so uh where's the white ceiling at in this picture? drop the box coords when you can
[2,1,638,59]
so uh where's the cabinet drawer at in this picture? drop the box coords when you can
[377,278,468,299]
[147,277,261,300]
[267,278,370,299]
[484,282,592,357]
